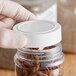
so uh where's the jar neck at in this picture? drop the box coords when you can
[16,43,63,61]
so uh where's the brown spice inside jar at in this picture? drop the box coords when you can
[16,59,64,76]
[28,46,56,50]
[16,45,64,76]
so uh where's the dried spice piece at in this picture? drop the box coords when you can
[43,46,56,50]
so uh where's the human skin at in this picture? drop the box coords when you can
[0,0,36,48]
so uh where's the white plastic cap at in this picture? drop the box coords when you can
[13,20,62,48]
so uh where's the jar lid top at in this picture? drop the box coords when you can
[13,20,62,48]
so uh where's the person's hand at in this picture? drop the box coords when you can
[0,0,36,48]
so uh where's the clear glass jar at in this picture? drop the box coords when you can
[13,0,57,22]
[58,0,76,53]
[13,20,64,76]
[14,43,64,76]
[13,0,56,14]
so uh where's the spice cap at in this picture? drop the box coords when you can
[13,20,62,48]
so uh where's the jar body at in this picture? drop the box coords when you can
[58,0,76,53]
[14,43,64,76]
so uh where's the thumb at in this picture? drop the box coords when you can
[0,27,27,48]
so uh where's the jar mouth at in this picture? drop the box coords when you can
[18,43,62,54]
[15,43,64,67]
[17,44,63,61]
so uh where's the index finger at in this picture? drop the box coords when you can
[0,0,36,22]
